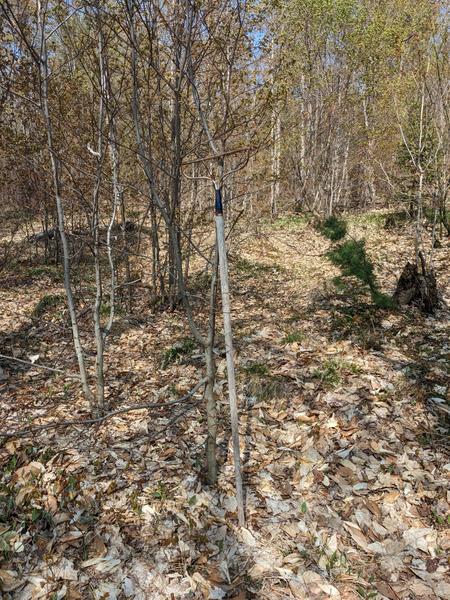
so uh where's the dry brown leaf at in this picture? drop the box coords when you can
[343,522,369,551]
[375,581,400,600]
[0,569,21,592]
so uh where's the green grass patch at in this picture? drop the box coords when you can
[243,362,269,376]
[347,212,388,227]
[162,337,196,369]
[151,481,170,501]
[281,331,304,344]
[272,213,311,229]
[243,362,290,401]
[313,358,362,388]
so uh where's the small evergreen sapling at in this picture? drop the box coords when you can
[319,217,393,308]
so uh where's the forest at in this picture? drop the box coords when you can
[0,0,449,598]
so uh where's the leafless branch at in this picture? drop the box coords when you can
[1,378,208,440]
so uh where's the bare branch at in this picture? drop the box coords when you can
[0,354,81,380]
[1,378,208,440]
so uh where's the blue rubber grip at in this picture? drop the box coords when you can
[215,187,223,215]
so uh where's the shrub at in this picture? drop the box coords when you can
[162,337,196,369]
[327,240,393,308]
[327,240,375,288]
[33,294,64,317]
[319,216,347,241]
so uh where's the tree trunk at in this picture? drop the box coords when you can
[394,253,439,314]
[205,246,219,484]
[37,0,93,409]
[214,186,245,526]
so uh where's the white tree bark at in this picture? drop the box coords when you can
[214,186,245,526]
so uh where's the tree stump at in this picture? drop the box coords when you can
[394,255,439,314]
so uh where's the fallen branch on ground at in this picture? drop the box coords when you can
[0,353,81,379]
[0,378,208,440]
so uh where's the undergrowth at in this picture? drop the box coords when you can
[235,257,283,277]
[318,217,393,309]
[313,357,362,388]
[32,293,64,317]
[281,330,304,344]
[272,214,311,229]
[243,362,290,401]
[318,216,347,241]
[27,265,62,281]
[162,337,196,369]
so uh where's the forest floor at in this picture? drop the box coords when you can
[0,212,449,600]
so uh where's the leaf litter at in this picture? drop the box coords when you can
[0,217,449,598]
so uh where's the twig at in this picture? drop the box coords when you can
[182,145,252,166]
[0,354,81,380]
[147,403,199,443]
[114,278,141,289]
[1,378,208,440]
